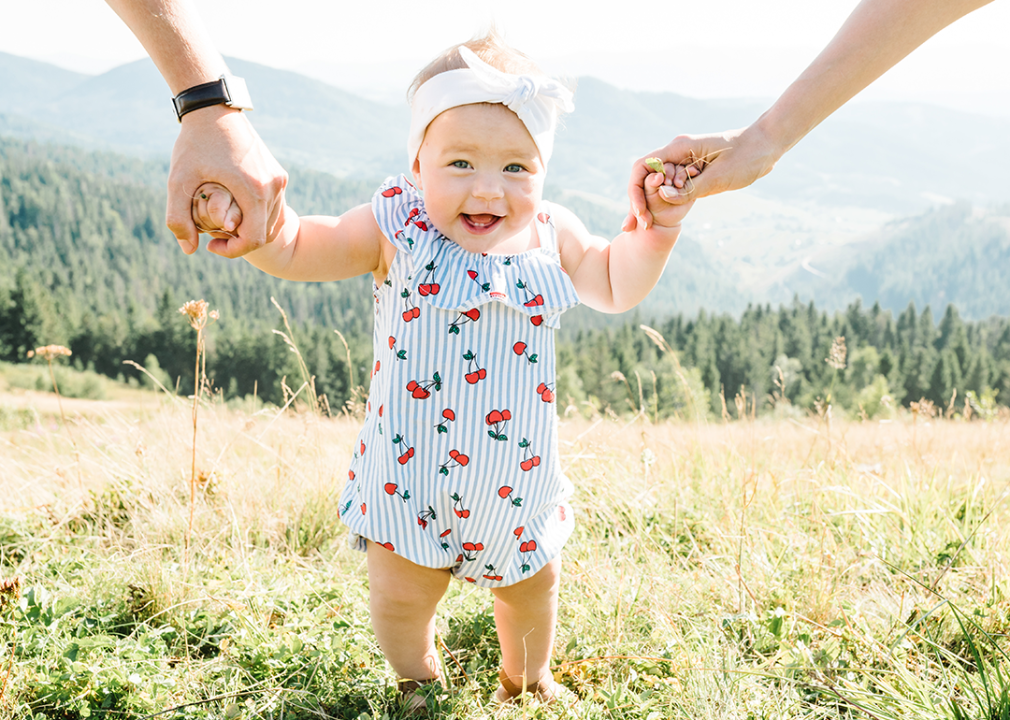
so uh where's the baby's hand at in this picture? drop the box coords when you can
[642,161,698,229]
[192,182,244,239]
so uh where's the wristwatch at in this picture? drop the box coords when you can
[172,74,254,122]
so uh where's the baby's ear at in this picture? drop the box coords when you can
[411,157,424,191]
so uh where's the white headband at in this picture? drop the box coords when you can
[407,46,574,171]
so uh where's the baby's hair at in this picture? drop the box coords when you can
[408,27,542,102]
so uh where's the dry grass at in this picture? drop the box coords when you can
[1,391,1009,718]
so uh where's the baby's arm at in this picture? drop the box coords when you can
[559,163,695,313]
[192,182,392,282]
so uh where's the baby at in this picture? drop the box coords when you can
[192,31,695,711]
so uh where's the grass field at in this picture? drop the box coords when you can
[2,376,1009,719]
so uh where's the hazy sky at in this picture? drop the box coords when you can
[5,1,1009,115]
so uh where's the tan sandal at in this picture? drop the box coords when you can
[496,668,574,705]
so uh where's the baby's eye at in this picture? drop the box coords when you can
[452,160,471,169]
[504,164,526,174]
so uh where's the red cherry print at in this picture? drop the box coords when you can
[412,387,431,399]
[541,389,555,403]
[558,506,567,521]
[456,554,464,563]
[441,529,452,538]
[379,542,395,551]
[520,459,533,472]
[388,336,396,349]
[429,283,440,294]
[465,577,476,583]
[402,310,413,322]
[412,307,420,319]
[418,284,430,296]
[530,315,543,326]
[498,486,513,498]
[407,447,415,458]
[537,212,551,224]
[537,383,546,394]
[478,368,486,380]
[513,526,524,538]
[360,503,366,514]
[501,409,511,421]
[532,456,541,467]
[414,221,428,231]
[348,470,355,481]
[520,541,529,553]
[384,483,398,495]
[513,342,527,355]
[381,186,403,197]
[464,308,480,321]
[465,372,480,385]
[467,270,478,280]
[407,380,418,392]
[462,542,476,552]
[442,409,456,421]
[360,441,366,454]
[449,449,459,460]
[374,360,380,375]
[379,404,384,417]
[526,540,537,552]
[487,410,503,425]
[460,509,471,518]
[456,454,469,466]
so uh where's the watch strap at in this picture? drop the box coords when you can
[173,75,253,122]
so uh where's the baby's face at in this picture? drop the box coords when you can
[413,103,545,254]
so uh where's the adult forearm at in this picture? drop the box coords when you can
[104,0,227,93]
[756,0,995,157]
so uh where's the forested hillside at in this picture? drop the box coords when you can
[3,136,1010,417]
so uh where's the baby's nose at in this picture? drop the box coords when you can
[472,172,505,200]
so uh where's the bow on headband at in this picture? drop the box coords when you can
[407,47,575,170]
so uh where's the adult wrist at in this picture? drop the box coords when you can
[173,74,253,122]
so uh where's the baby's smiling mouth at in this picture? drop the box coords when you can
[461,213,503,233]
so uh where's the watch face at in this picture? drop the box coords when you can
[222,75,254,112]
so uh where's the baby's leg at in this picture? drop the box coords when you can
[490,556,562,695]
[367,541,451,681]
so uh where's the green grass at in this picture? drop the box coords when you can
[1,396,1009,719]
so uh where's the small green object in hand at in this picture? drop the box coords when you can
[645,157,665,174]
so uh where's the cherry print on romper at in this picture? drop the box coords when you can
[519,538,538,574]
[405,207,428,232]
[439,528,452,550]
[417,506,436,530]
[518,437,541,471]
[450,492,471,519]
[406,371,442,399]
[558,505,567,522]
[482,563,503,582]
[391,433,415,465]
[537,212,552,225]
[389,336,407,361]
[516,278,544,308]
[485,409,511,441]
[378,541,395,551]
[536,382,556,403]
[439,450,470,476]
[381,186,403,198]
[462,350,487,384]
[512,341,538,364]
[497,484,523,507]
[384,481,410,501]
[340,499,352,515]
[448,308,480,335]
[461,541,485,561]
[400,288,421,322]
[466,269,491,292]
[393,229,414,250]
[529,314,544,327]
[417,261,441,296]
[435,408,455,434]
[371,360,380,378]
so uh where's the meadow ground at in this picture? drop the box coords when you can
[1,384,1009,719]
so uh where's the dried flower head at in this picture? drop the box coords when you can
[27,345,72,361]
[826,336,847,370]
[0,575,22,608]
[910,398,936,419]
[179,299,219,331]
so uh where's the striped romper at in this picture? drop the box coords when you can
[338,174,579,587]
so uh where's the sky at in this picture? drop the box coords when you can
[3,0,1010,116]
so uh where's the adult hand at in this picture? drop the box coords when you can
[622,124,780,231]
[166,105,288,258]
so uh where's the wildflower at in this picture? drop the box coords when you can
[825,336,847,370]
[27,345,72,361]
[0,576,22,609]
[178,300,219,331]
[910,398,936,419]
